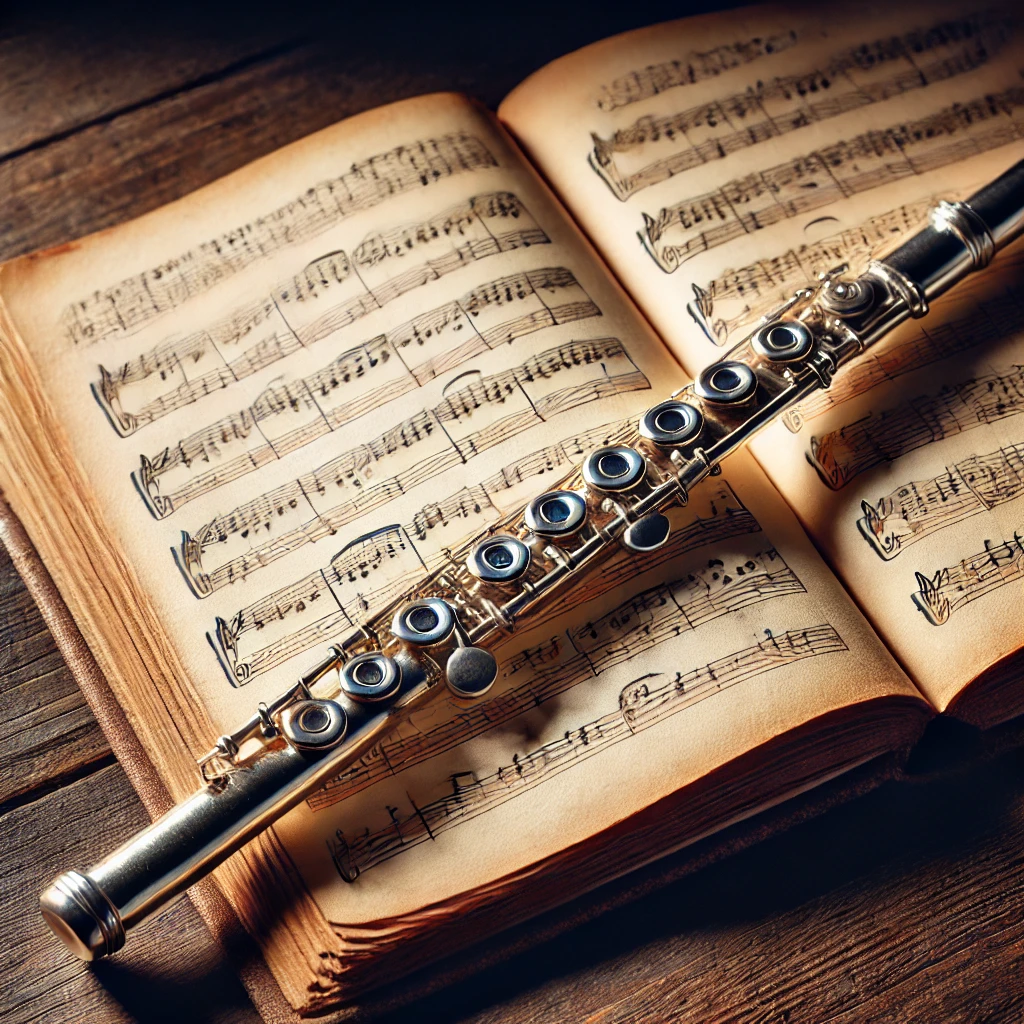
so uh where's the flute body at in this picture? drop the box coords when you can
[41,158,1024,960]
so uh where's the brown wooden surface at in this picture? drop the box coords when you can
[2,3,1024,1021]
[0,542,109,810]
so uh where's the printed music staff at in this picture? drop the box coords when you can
[62,134,498,346]
[93,193,552,438]
[328,623,844,881]
[132,267,600,516]
[638,85,1024,272]
[589,14,1004,202]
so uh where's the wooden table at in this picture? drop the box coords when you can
[2,4,1024,1021]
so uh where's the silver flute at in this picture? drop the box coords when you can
[41,158,1024,961]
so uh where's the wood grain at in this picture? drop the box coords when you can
[0,763,260,1024]
[0,11,297,160]
[0,541,109,810]
[0,2,694,263]
[3,2,1024,1022]
[369,748,1024,1024]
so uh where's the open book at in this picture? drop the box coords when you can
[1,0,1022,1015]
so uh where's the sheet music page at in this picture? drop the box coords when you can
[0,94,918,925]
[501,1,1024,714]
[750,254,1024,717]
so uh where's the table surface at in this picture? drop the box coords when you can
[2,3,1024,1022]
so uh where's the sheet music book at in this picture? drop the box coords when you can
[1,1,1021,1016]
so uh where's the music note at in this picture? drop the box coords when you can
[62,134,498,345]
[307,515,781,806]
[595,29,798,111]
[639,83,1024,272]
[177,340,649,597]
[913,529,1024,625]
[689,199,936,345]
[809,364,1024,491]
[858,443,1024,559]
[93,197,561,438]
[325,623,845,876]
[589,13,1005,202]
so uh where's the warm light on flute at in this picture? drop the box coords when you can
[41,158,1024,961]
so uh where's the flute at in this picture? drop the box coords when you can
[41,158,1024,961]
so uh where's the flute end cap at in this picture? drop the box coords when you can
[40,870,125,961]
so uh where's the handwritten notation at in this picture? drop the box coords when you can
[859,443,1024,560]
[914,532,1024,625]
[639,84,1024,272]
[93,193,551,437]
[134,267,599,517]
[808,364,1024,491]
[327,624,844,880]
[210,419,631,684]
[211,524,425,686]
[689,200,934,345]
[61,134,497,346]
[595,30,797,111]
[176,338,649,597]
[782,285,1024,432]
[217,475,756,689]
[589,14,1004,201]
[311,538,797,807]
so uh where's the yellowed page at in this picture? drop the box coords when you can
[501,1,1022,366]
[501,2,1024,715]
[749,254,1024,717]
[276,446,921,922]
[0,93,919,934]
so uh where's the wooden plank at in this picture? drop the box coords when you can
[0,762,260,1024]
[5,730,1024,1024]
[389,750,1024,1024]
[0,41,493,262]
[0,3,690,262]
[4,4,1024,1022]
[0,10,301,158]
[0,43,449,262]
[0,0,695,162]
[0,541,109,809]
